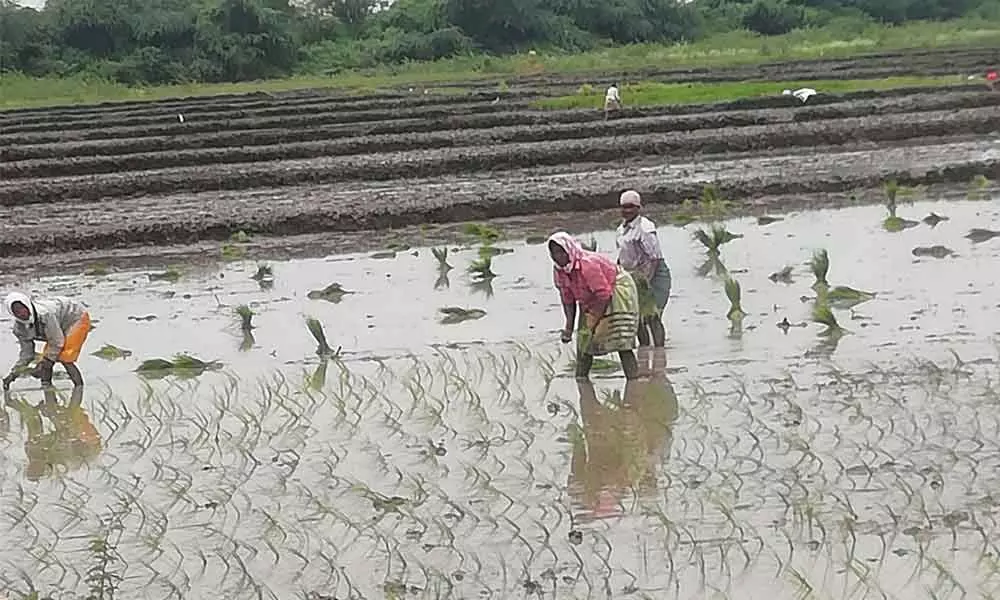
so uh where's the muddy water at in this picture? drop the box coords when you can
[1,197,999,599]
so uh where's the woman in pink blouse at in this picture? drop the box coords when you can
[548,231,640,379]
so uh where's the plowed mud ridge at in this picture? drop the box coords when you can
[2,46,1000,258]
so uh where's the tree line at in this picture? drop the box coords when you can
[0,0,996,85]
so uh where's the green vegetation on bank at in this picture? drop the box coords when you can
[1,18,999,110]
[1,0,1000,101]
[534,75,967,109]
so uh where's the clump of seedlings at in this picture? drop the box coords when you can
[769,265,794,284]
[229,230,251,243]
[432,247,452,271]
[724,276,746,322]
[881,178,919,232]
[251,263,273,282]
[148,266,181,282]
[968,174,991,200]
[812,301,845,339]
[923,212,948,227]
[136,354,223,378]
[307,316,341,358]
[221,243,248,260]
[468,247,498,282]
[912,245,956,259]
[808,249,875,308]
[809,249,830,290]
[693,224,742,254]
[966,228,1000,243]
[824,286,876,310]
[462,222,501,244]
[84,263,110,277]
[307,282,353,303]
[236,305,255,351]
[439,307,487,324]
[91,344,132,361]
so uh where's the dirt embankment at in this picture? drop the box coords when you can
[1,49,998,261]
[4,89,998,163]
[2,106,998,193]
[0,140,995,257]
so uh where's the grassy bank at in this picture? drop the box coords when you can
[1,18,999,110]
[534,75,968,109]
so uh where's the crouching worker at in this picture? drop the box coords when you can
[2,292,91,390]
[548,232,640,380]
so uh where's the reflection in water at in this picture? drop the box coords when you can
[568,349,678,522]
[5,386,103,481]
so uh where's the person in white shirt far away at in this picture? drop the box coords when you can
[615,190,672,347]
[604,83,623,120]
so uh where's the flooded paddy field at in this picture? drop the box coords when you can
[2,193,1000,599]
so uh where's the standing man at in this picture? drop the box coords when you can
[3,292,91,389]
[615,190,671,347]
[604,83,623,120]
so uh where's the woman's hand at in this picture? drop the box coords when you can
[560,328,574,343]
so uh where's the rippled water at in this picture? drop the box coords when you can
[1,196,999,599]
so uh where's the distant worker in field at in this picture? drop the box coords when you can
[2,292,91,390]
[987,69,998,92]
[548,232,640,380]
[616,190,671,347]
[604,83,623,120]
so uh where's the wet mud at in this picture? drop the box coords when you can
[3,90,999,170]
[0,51,998,259]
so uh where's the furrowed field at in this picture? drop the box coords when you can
[2,45,1000,600]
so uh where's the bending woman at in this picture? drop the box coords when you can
[548,232,640,380]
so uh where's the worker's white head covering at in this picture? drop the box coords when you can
[5,292,34,325]
[620,190,641,207]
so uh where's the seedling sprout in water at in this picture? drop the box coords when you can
[724,276,746,321]
[812,301,845,339]
[431,247,452,271]
[881,178,919,232]
[693,224,742,254]
[810,249,829,290]
[307,316,341,358]
[468,247,497,281]
[236,305,255,351]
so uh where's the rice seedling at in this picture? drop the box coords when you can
[462,222,502,244]
[696,253,729,278]
[370,250,397,259]
[307,282,354,303]
[633,276,659,317]
[307,316,341,358]
[438,307,487,324]
[912,245,956,258]
[229,230,252,243]
[967,174,991,200]
[809,249,829,290]
[768,266,794,284]
[91,344,132,361]
[236,305,254,333]
[84,263,110,277]
[148,266,181,282]
[693,224,742,254]
[966,228,1000,243]
[724,276,746,321]
[220,243,248,260]
[881,179,919,232]
[825,286,876,310]
[812,301,845,338]
[251,263,273,281]
[431,247,452,271]
[882,214,919,232]
[922,212,949,227]
[757,215,783,226]
[468,249,497,282]
[136,354,223,378]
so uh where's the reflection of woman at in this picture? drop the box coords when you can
[8,386,102,481]
[567,353,678,521]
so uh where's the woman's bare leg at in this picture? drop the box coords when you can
[619,351,639,380]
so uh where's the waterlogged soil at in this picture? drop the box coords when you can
[1,197,1000,599]
[1,140,998,255]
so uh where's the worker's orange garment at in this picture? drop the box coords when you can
[42,312,91,364]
